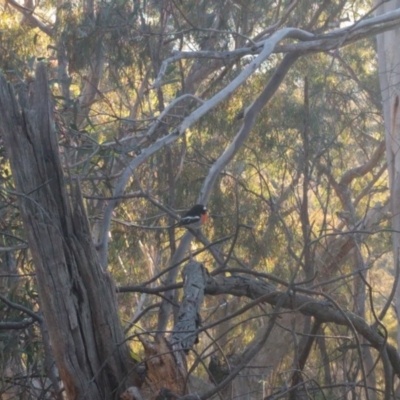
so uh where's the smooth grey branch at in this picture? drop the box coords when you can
[178,28,313,134]
[154,27,313,90]
[154,9,400,87]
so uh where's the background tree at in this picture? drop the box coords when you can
[1,0,400,399]
[376,0,400,354]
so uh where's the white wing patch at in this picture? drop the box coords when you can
[180,215,201,224]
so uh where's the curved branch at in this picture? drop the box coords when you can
[0,294,42,322]
[340,141,385,186]
[199,51,300,203]
[152,52,300,332]
[98,7,400,273]
[154,8,400,84]
[99,42,301,268]
[276,9,400,53]
[204,274,400,376]
[156,27,313,100]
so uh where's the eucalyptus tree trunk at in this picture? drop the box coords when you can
[375,0,400,349]
[0,64,137,399]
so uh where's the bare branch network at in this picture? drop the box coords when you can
[119,261,400,400]
[98,8,400,268]
[1,1,399,399]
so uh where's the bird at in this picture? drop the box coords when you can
[173,204,208,230]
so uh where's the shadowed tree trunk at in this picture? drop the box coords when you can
[376,0,400,350]
[0,64,138,399]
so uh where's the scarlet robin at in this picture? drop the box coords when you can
[173,204,208,229]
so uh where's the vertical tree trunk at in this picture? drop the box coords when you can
[375,0,400,349]
[0,64,136,399]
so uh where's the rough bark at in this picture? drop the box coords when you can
[171,262,207,352]
[132,264,208,400]
[0,64,137,399]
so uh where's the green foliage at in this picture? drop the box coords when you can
[0,12,49,81]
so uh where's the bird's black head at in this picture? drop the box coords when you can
[187,204,207,215]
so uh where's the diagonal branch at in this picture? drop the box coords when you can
[6,0,53,37]
[98,31,305,268]
[0,294,42,322]
[204,273,400,376]
[339,140,386,186]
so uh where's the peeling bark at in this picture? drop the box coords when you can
[0,64,138,399]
